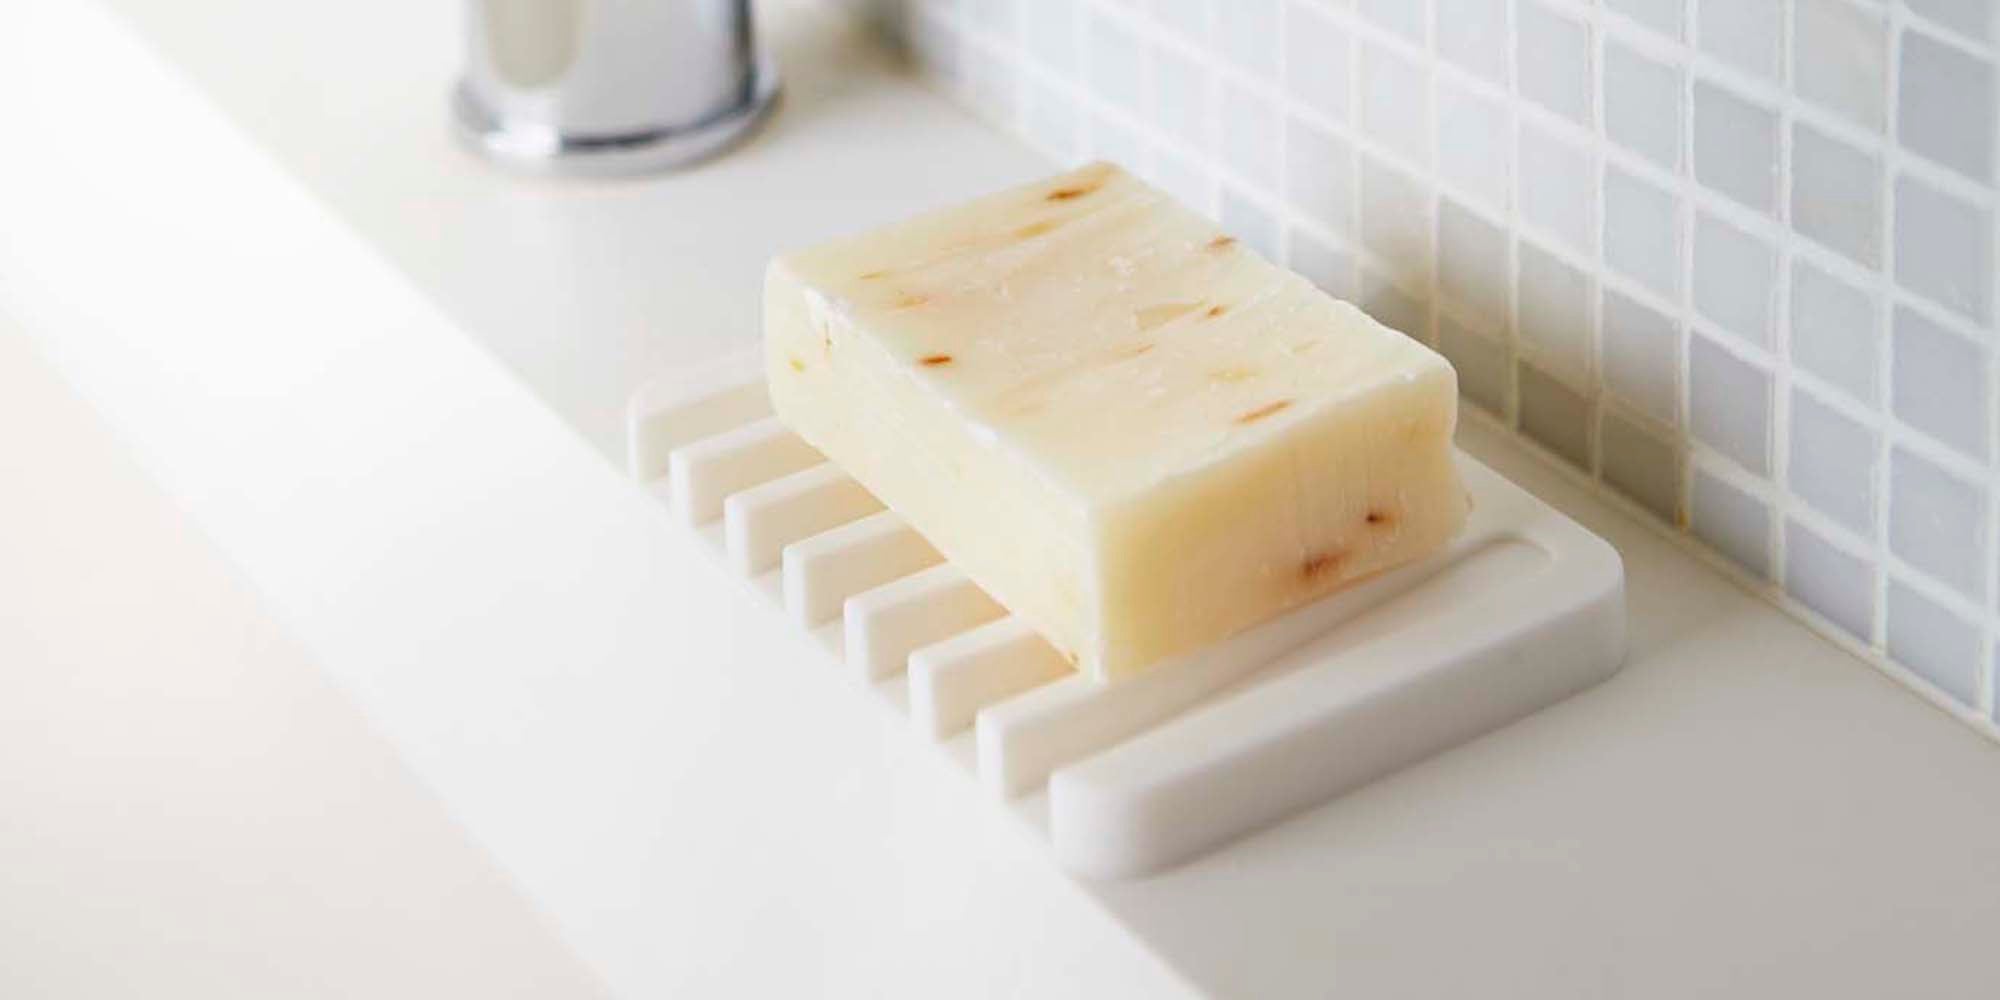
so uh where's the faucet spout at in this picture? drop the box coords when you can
[454,0,779,176]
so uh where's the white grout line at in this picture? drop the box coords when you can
[1872,0,1905,660]
[1770,0,1798,595]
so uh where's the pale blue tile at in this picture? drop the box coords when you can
[1790,260,1879,406]
[1285,116,1353,237]
[1438,198,1509,329]
[1602,409,1682,521]
[1890,445,1988,602]
[1603,288,1680,426]
[1895,176,1994,324]
[1439,313,1512,415]
[1221,188,1283,260]
[1690,333,1773,475]
[1284,0,1349,122]
[1893,305,1989,461]
[1694,80,1780,213]
[1898,29,1995,181]
[1519,123,1596,255]
[1794,0,1886,131]
[1791,122,1883,266]
[1605,164,1681,298]
[1694,213,1778,349]
[1520,360,1593,470]
[1788,387,1879,536]
[1693,466,1772,578]
[1437,0,1509,84]
[1605,41,1682,169]
[1785,520,1876,643]
[1888,580,1981,708]
[1698,0,1782,79]
[1518,240,1592,380]
[1518,0,1593,125]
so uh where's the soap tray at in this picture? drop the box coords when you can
[628,350,1627,879]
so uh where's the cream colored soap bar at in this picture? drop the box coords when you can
[764,163,1469,680]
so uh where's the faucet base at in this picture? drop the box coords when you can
[452,56,780,177]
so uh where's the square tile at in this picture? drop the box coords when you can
[1152,0,1212,42]
[1604,41,1683,169]
[1790,260,1879,405]
[1517,240,1593,381]
[1361,272,1427,339]
[1151,39,1211,152]
[1519,360,1593,470]
[1602,287,1680,426]
[1895,174,1995,324]
[1357,0,1424,42]
[1698,0,1782,80]
[1023,78,1081,159]
[1439,313,1512,415]
[1693,213,1778,349]
[1893,305,1990,461]
[1216,0,1280,79]
[1436,0,1508,85]
[1887,580,1982,708]
[1692,465,1772,578]
[961,38,1020,123]
[1221,188,1283,260]
[1148,146,1214,216]
[1087,112,1148,173]
[1601,408,1682,521]
[1286,116,1354,237]
[1690,333,1773,475]
[1284,1,1349,123]
[1785,520,1877,643]
[1518,0,1593,126]
[1793,0,1887,131]
[971,0,1018,35]
[1438,198,1509,329]
[1288,226,1355,300]
[1891,445,1988,601]
[1437,78,1512,212]
[1360,154,1433,279]
[1221,78,1283,188]
[1693,80,1780,213]
[1788,386,1879,535]
[1360,41,1433,166]
[1025,2,1081,75]
[1088,10,1148,112]
[1518,123,1596,255]
[1791,123,1884,266]
[1604,164,1682,298]
[1606,0,1683,39]
[1906,0,1996,43]
[1899,29,1997,181]
[907,8,961,83]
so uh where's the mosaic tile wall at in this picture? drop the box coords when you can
[846,0,2000,736]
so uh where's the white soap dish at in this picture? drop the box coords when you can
[627,350,1627,878]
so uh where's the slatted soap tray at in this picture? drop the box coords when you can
[627,349,1626,878]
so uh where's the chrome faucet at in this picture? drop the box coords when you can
[453,0,779,176]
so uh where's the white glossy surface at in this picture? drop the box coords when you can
[10,0,2000,996]
[726,462,881,575]
[912,617,1072,741]
[845,563,1004,681]
[783,510,940,626]
[667,415,821,525]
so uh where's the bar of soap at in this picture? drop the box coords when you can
[764,162,1469,680]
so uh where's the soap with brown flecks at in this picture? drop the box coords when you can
[764,162,1468,680]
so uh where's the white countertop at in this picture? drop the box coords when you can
[6,1,2000,997]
